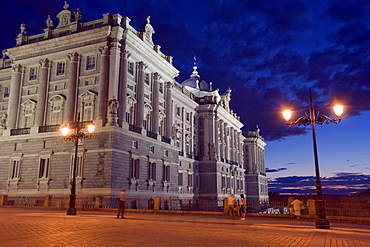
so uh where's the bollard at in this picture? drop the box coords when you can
[154,197,161,211]
[0,195,7,206]
[223,198,228,213]
[95,196,102,208]
[307,199,316,218]
[44,195,51,207]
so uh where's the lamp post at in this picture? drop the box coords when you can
[282,89,343,229]
[60,113,95,215]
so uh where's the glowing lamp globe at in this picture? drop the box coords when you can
[282,110,292,122]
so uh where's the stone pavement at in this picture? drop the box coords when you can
[0,207,369,246]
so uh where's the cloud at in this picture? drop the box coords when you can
[266,167,287,173]
[269,173,370,194]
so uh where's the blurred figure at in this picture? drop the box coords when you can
[240,194,246,220]
[291,197,303,219]
[117,188,127,218]
[227,195,235,219]
[240,194,247,220]
[287,196,295,218]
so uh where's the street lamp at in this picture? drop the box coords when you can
[282,89,343,229]
[60,113,95,215]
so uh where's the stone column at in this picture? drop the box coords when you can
[231,128,236,162]
[97,46,110,125]
[165,82,173,138]
[224,124,229,161]
[35,58,50,127]
[118,50,130,127]
[7,64,23,129]
[65,52,79,123]
[151,73,160,133]
[219,120,224,160]
[134,61,146,128]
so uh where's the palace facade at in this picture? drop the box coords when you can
[0,2,268,203]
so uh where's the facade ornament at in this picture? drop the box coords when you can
[74,8,82,23]
[108,97,119,115]
[139,16,155,46]
[56,1,72,28]
[0,112,7,129]
[46,15,54,29]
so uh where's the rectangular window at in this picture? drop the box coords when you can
[143,119,147,130]
[163,165,170,182]
[132,140,138,149]
[54,83,64,91]
[221,176,226,188]
[83,102,93,121]
[130,158,140,179]
[148,162,156,180]
[144,73,150,85]
[71,155,83,178]
[29,68,38,80]
[188,174,193,187]
[24,109,34,128]
[125,112,130,123]
[176,107,181,116]
[10,160,21,179]
[159,83,163,94]
[57,62,66,76]
[86,56,96,70]
[51,105,62,125]
[178,173,183,186]
[128,62,134,75]
[38,158,50,179]
[4,87,10,98]
[186,113,190,121]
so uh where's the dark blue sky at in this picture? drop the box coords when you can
[1,0,369,195]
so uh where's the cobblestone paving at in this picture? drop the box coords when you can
[0,208,369,246]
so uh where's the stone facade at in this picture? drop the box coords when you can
[0,3,268,202]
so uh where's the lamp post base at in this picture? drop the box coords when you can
[66,207,77,215]
[315,218,330,229]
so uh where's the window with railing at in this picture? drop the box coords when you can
[130,158,140,179]
[10,160,21,179]
[70,155,83,178]
[38,158,50,179]
[163,165,170,182]
[148,162,156,180]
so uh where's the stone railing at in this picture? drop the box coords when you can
[1,195,369,218]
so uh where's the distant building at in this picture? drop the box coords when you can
[0,2,268,203]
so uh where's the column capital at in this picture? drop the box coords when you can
[136,61,147,71]
[99,45,110,56]
[39,58,51,68]
[12,64,23,73]
[166,81,174,89]
[67,52,80,62]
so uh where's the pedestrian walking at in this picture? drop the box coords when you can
[287,196,294,218]
[240,194,246,220]
[227,195,235,219]
[291,197,303,219]
[117,188,127,218]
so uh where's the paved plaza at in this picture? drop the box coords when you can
[0,207,369,246]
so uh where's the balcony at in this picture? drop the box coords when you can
[161,136,171,144]
[146,131,158,140]
[129,124,142,134]
[10,128,30,136]
[39,125,60,133]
